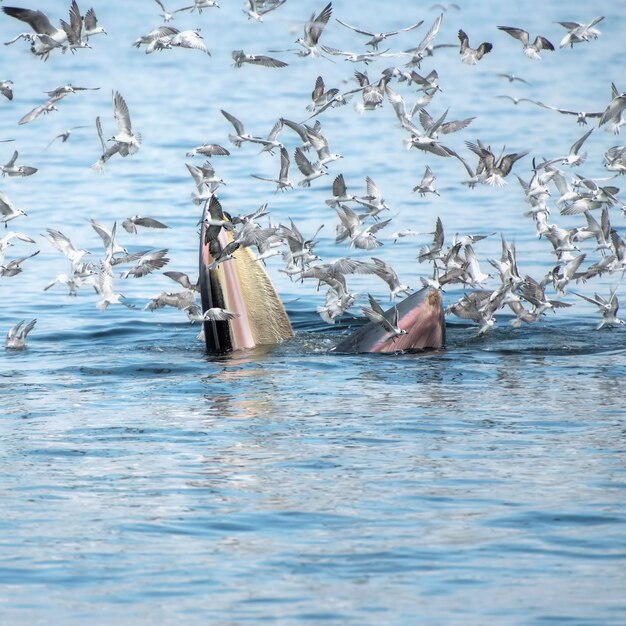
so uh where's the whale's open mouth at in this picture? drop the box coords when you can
[199,201,294,354]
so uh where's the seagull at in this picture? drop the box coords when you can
[457,29,492,64]
[243,0,286,22]
[419,107,475,139]
[110,91,141,156]
[573,289,624,329]
[549,128,594,167]
[154,0,175,22]
[2,5,68,58]
[295,1,332,58]
[170,30,210,55]
[353,70,389,112]
[278,218,322,268]
[497,26,555,59]
[0,191,27,227]
[465,139,528,186]
[496,73,530,84]
[61,0,91,53]
[361,294,407,342]
[251,146,293,191]
[96,259,126,310]
[572,208,612,253]
[307,75,340,112]
[354,176,390,218]
[232,50,287,68]
[163,271,200,292]
[599,83,626,135]
[402,13,443,69]
[316,288,357,324]
[531,100,603,126]
[145,290,196,311]
[335,205,390,250]
[90,219,127,259]
[520,275,571,315]
[1,150,37,177]
[557,16,604,48]
[45,126,88,149]
[320,45,393,64]
[402,109,457,157]
[175,0,220,13]
[221,109,258,147]
[5,319,36,350]
[133,26,179,51]
[364,257,410,300]
[325,174,357,207]
[390,229,420,243]
[412,165,439,196]
[91,116,121,173]
[496,95,535,106]
[0,231,36,265]
[294,147,327,187]
[604,146,626,175]
[120,249,170,279]
[187,161,226,202]
[44,228,90,270]
[186,143,230,158]
[446,290,497,335]
[418,216,444,263]
[183,303,239,323]
[408,68,442,93]
[306,125,342,167]
[82,8,106,39]
[44,272,94,296]
[18,96,61,126]
[19,84,99,126]
[0,80,14,101]
[550,253,587,295]
[334,17,423,50]
[429,3,460,11]
[0,249,39,277]
[121,216,170,234]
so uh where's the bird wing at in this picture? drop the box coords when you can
[535,36,555,51]
[221,109,245,135]
[4,150,18,168]
[2,7,57,35]
[332,173,347,197]
[134,217,169,229]
[498,26,529,45]
[18,96,57,125]
[84,7,98,31]
[306,2,332,45]
[112,91,132,135]
[335,18,375,37]
[294,147,313,175]
[570,128,593,155]
[278,146,290,178]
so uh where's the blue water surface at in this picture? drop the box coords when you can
[1,1,625,624]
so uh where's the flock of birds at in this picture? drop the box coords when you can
[1,0,626,351]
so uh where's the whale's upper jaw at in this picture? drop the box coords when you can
[329,287,446,354]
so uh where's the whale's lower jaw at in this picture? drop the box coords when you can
[199,218,294,354]
[329,288,446,354]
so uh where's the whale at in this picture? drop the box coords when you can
[199,203,445,354]
[199,202,294,354]
[330,287,445,354]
